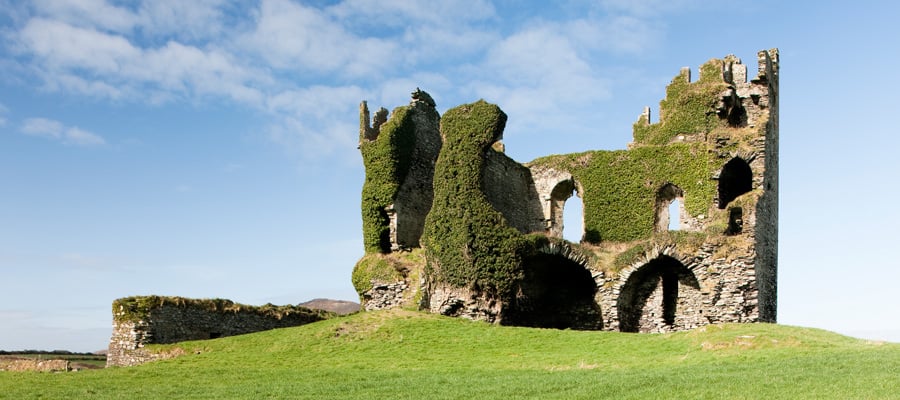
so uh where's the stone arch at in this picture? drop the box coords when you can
[503,242,601,330]
[544,178,584,241]
[655,183,684,232]
[616,255,700,333]
[718,157,753,209]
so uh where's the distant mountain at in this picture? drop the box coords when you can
[298,299,360,315]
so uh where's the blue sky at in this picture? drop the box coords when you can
[1,0,898,352]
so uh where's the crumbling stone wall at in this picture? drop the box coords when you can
[354,49,779,334]
[107,296,330,367]
[481,149,545,234]
[359,90,441,252]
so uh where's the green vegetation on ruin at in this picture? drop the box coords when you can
[632,59,731,146]
[112,296,332,324]
[3,310,897,399]
[359,105,418,253]
[351,249,426,307]
[422,100,545,301]
[529,143,717,243]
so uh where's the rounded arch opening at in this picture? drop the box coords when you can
[547,179,583,241]
[718,157,752,209]
[504,254,601,330]
[562,190,583,242]
[617,255,700,333]
[655,183,684,232]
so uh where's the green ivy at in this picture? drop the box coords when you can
[531,143,716,243]
[422,101,535,300]
[632,59,730,146]
[359,106,417,253]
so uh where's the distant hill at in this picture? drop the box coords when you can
[297,298,360,315]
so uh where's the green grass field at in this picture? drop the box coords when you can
[1,310,897,399]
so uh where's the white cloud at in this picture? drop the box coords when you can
[239,0,397,77]
[21,117,63,139]
[264,85,368,160]
[21,18,140,74]
[30,0,228,40]
[0,102,8,127]
[31,0,139,32]
[21,117,106,146]
[136,0,227,41]
[16,17,264,104]
[468,24,610,132]
[64,127,106,146]
[6,0,683,160]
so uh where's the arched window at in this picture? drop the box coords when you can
[655,183,684,232]
[563,191,584,242]
[547,179,583,242]
[718,157,752,209]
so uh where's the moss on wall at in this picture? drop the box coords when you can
[531,143,716,243]
[359,106,417,253]
[112,296,330,324]
[632,59,730,146]
[351,249,425,294]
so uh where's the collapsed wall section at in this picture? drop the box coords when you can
[107,296,331,367]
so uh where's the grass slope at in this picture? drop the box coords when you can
[2,310,897,399]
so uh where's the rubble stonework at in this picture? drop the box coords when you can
[107,297,330,367]
[355,49,779,333]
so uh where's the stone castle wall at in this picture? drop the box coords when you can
[107,297,330,367]
[355,49,779,334]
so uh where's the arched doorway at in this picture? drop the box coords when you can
[617,255,700,332]
[504,253,601,330]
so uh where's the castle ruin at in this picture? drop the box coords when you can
[354,49,779,333]
[107,49,779,367]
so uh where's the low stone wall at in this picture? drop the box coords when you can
[107,296,331,367]
[0,358,69,372]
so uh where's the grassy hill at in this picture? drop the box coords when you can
[2,310,897,399]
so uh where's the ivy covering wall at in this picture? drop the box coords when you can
[530,144,716,242]
[422,101,542,299]
[359,106,417,253]
[632,59,730,146]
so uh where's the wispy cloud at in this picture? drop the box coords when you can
[0,102,7,127]
[21,117,106,146]
[237,0,398,78]
[6,0,693,160]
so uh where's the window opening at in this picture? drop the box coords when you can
[655,183,684,233]
[718,157,752,209]
[563,190,583,242]
[726,207,743,235]
[667,199,681,231]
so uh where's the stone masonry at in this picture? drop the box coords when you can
[355,49,779,333]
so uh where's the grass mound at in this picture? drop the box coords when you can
[2,310,897,399]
